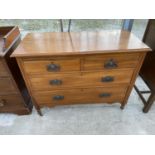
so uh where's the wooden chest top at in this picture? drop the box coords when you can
[11,30,151,57]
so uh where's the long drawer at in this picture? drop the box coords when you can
[84,53,140,70]
[29,69,134,91]
[0,77,16,93]
[33,87,127,107]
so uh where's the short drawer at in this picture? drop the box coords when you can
[0,60,9,76]
[29,69,134,91]
[0,77,16,93]
[33,86,127,107]
[83,53,140,71]
[23,58,80,74]
[0,94,24,110]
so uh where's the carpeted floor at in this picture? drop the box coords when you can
[0,77,155,135]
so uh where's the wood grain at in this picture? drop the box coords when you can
[11,31,151,115]
[0,26,20,55]
[84,53,140,70]
[33,87,127,107]
[29,69,134,91]
[0,94,30,115]
[0,26,32,115]
[0,77,16,93]
[11,30,150,57]
[0,94,24,108]
[121,53,147,108]
[23,57,80,74]
[0,59,9,76]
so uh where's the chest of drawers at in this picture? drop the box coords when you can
[0,26,32,115]
[11,30,151,116]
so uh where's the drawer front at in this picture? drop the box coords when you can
[84,53,140,70]
[0,94,24,110]
[0,77,16,93]
[23,58,80,74]
[33,87,127,107]
[0,60,9,76]
[29,69,134,91]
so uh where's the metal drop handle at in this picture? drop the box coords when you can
[101,76,114,82]
[104,59,118,69]
[47,64,60,72]
[53,95,64,100]
[49,79,62,85]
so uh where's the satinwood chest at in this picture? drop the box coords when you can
[11,30,151,115]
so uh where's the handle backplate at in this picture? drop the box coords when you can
[104,59,118,69]
[99,93,111,98]
[47,64,60,72]
[49,79,62,85]
[101,76,114,82]
[53,95,64,100]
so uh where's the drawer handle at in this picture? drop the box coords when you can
[49,79,62,85]
[53,95,64,100]
[0,99,6,107]
[47,64,60,72]
[99,93,111,98]
[101,76,114,82]
[104,59,118,69]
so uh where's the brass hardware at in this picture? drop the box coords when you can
[101,76,114,82]
[53,95,64,100]
[49,79,62,85]
[47,64,60,72]
[104,59,118,69]
[99,93,111,98]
